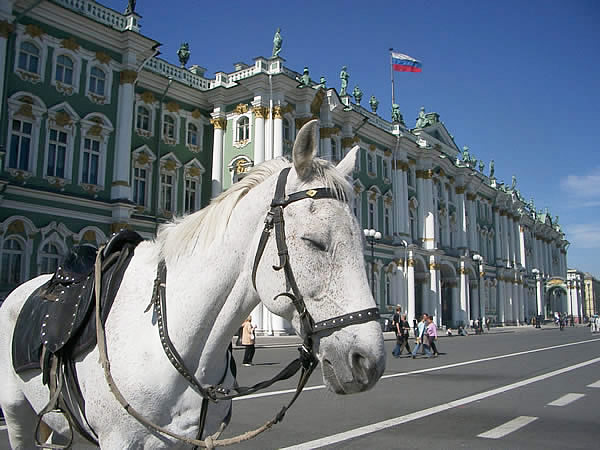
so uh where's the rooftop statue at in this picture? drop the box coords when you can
[125,0,136,14]
[272,28,283,58]
[479,160,485,172]
[296,67,310,88]
[319,76,326,89]
[352,85,363,104]
[177,43,190,68]
[415,106,427,128]
[391,104,403,124]
[511,175,517,190]
[462,146,470,163]
[340,66,349,96]
[369,95,379,113]
[489,160,495,178]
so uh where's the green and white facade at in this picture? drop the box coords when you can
[0,0,571,333]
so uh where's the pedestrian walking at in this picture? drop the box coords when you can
[391,307,402,357]
[412,314,431,358]
[241,316,257,366]
[486,317,490,331]
[426,314,439,356]
[398,314,412,355]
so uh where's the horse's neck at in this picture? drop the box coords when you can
[160,178,274,384]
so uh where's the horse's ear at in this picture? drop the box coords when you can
[292,119,318,179]
[336,145,359,178]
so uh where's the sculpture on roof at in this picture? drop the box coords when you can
[369,95,379,113]
[415,106,428,128]
[462,146,470,163]
[529,197,535,212]
[125,0,136,14]
[489,160,495,178]
[318,76,326,89]
[340,66,349,96]
[479,160,485,172]
[511,175,517,190]
[391,104,403,124]
[272,28,283,58]
[177,43,190,68]
[352,85,363,104]
[296,67,310,88]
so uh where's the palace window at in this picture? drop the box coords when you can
[367,154,374,175]
[383,159,390,180]
[46,128,68,178]
[368,202,375,229]
[163,115,175,140]
[160,173,174,213]
[133,167,148,207]
[407,168,414,186]
[1,238,24,286]
[136,106,150,131]
[82,137,101,185]
[187,123,199,147]
[55,55,74,85]
[385,275,392,306]
[283,118,291,141]
[409,208,417,243]
[384,206,391,236]
[185,178,197,214]
[331,139,338,161]
[18,42,40,74]
[39,242,61,275]
[89,67,106,96]
[8,119,32,171]
[236,116,249,142]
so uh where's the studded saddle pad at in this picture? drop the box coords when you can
[12,230,143,374]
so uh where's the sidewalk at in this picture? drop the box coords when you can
[235,324,563,349]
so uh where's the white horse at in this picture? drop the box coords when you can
[0,120,385,449]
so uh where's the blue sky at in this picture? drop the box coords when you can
[104,0,600,276]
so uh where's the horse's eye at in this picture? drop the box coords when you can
[301,237,327,252]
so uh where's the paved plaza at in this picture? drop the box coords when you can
[2,325,598,449]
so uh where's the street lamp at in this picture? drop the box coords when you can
[473,253,484,333]
[364,229,382,301]
[567,279,574,326]
[400,240,409,320]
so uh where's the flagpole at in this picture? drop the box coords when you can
[389,48,395,107]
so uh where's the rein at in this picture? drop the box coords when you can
[94,166,379,448]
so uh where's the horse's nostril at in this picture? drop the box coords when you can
[350,351,372,385]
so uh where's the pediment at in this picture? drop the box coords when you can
[419,122,459,152]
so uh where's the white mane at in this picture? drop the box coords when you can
[156,157,352,262]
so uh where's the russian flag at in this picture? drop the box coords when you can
[392,52,422,73]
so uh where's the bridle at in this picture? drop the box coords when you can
[94,166,380,448]
[251,166,380,351]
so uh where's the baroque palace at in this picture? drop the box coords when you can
[0,0,576,333]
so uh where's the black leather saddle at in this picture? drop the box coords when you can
[12,230,143,374]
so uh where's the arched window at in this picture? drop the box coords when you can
[187,123,199,146]
[163,115,175,139]
[1,238,24,285]
[283,118,291,141]
[384,206,391,236]
[82,137,101,185]
[383,159,389,179]
[56,55,74,85]
[236,116,249,142]
[136,106,150,131]
[40,242,61,274]
[161,172,174,213]
[89,67,106,96]
[409,208,417,243]
[368,202,375,229]
[18,42,40,74]
[133,166,148,207]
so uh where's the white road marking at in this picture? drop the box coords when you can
[587,379,600,388]
[477,416,538,439]
[281,356,600,450]
[234,337,600,401]
[547,393,585,406]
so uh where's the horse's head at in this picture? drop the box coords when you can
[253,120,385,394]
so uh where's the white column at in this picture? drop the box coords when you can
[111,69,136,200]
[519,225,527,269]
[512,280,519,324]
[416,172,426,243]
[423,171,435,250]
[535,275,544,319]
[252,105,266,164]
[273,106,283,159]
[407,254,416,324]
[451,280,460,327]
[210,116,226,197]
[471,279,480,320]
[421,280,429,317]
[505,277,513,323]
[0,23,9,129]
[457,187,467,250]
[400,163,409,236]
[498,278,505,324]
[430,260,441,326]
[442,183,450,246]
[321,135,332,160]
[502,213,510,267]
[519,282,525,322]
[460,263,469,325]
[494,208,502,265]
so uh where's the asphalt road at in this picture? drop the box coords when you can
[1,326,599,449]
